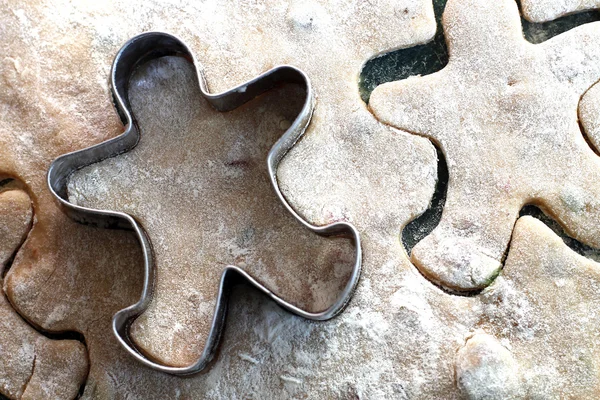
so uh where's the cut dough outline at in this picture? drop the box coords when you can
[368,0,600,293]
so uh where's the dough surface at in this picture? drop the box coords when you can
[484,216,600,398]
[521,0,600,23]
[0,188,88,400]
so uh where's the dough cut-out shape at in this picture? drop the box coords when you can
[0,187,88,400]
[66,1,439,371]
[361,0,600,256]
[521,0,600,23]
[370,0,600,292]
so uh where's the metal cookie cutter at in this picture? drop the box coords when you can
[47,32,362,375]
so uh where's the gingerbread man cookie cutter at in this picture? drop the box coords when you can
[47,32,362,375]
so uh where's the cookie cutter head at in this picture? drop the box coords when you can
[47,32,362,375]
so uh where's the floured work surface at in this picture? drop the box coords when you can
[3,0,600,399]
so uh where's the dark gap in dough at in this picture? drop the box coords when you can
[0,178,14,188]
[519,205,600,260]
[359,0,448,104]
[402,143,448,255]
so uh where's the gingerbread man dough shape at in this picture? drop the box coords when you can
[370,0,600,292]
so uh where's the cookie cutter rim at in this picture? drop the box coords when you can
[47,32,362,375]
